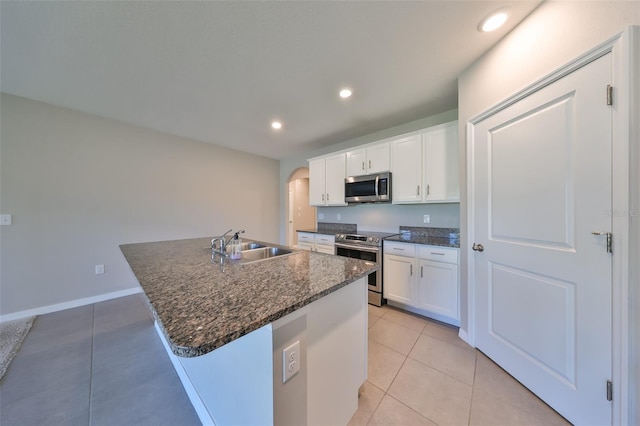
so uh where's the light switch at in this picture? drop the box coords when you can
[0,214,12,225]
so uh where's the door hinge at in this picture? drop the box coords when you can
[607,380,613,401]
[591,231,612,253]
[606,84,613,106]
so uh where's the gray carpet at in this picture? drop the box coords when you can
[0,316,36,380]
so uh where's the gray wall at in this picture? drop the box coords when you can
[279,109,459,241]
[317,203,459,233]
[457,2,639,423]
[0,94,280,316]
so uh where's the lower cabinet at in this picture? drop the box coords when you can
[383,241,459,326]
[296,232,335,254]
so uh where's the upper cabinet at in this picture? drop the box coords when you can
[423,121,459,202]
[390,134,422,203]
[308,120,458,206]
[391,121,459,204]
[309,153,347,206]
[346,142,391,177]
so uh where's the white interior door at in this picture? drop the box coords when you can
[471,53,612,425]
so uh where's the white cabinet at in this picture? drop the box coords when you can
[383,241,459,326]
[297,232,335,254]
[416,245,459,320]
[422,121,459,202]
[391,121,459,204]
[384,254,415,305]
[309,154,347,206]
[297,232,316,251]
[390,134,422,203]
[346,142,391,177]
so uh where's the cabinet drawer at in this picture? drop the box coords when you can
[417,245,458,264]
[384,241,416,257]
[315,234,335,245]
[297,233,315,243]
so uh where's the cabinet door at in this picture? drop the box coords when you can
[417,259,458,320]
[383,254,415,305]
[315,244,335,255]
[346,149,367,177]
[366,142,390,174]
[324,154,347,206]
[391,134,422,203]
[309,158,326,206]
[423,122,459,202]
[298,241,315,251]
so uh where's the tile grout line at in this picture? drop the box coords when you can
[467,350,480,425]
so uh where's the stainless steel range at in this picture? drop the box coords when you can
[334,231,398,306]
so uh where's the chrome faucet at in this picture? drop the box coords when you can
[211,229,244,256]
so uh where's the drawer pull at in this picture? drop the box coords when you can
[393,248,405,251]
[430,252,445,256]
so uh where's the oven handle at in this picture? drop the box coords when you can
[335,243,381,254]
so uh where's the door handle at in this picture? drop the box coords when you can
[472,243,484,252]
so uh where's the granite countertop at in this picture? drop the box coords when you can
[297,222,357,235]
[384,226,461,248]
[120,237,377,358]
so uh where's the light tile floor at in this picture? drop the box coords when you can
[2,295,571,425]
[350,304,572,426]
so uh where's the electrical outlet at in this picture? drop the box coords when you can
[95,264,105,275]
[336,213,341,220]
[283,340,300,383]
[423,214,430,224]
[0,214,12,225]
[318,213,324,220]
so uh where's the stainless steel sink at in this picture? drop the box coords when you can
[240,246,293,262]
[240,241,265,251]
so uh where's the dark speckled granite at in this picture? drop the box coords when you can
[384,226,460,248]
[297,222,357,234]
[120,237,377,358]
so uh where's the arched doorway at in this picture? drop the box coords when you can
[286,168,316,246]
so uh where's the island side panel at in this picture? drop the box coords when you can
[272,313,308,425]
[306,277,367,426]
[178,324,275,426]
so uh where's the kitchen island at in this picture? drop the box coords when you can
[120,237,376,426]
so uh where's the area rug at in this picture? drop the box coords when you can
[0,316,36,380]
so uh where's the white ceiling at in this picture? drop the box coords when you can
[1,1,542,159]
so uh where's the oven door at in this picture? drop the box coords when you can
[334,243,381,292]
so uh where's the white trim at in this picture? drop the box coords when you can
[469,33,623,125]
[0,287,142,323]
[466,29,633,426]
[465,121,477,348]
[457,328,472,347]
[610,26,635,426]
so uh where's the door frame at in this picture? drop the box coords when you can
[466,29,634,425]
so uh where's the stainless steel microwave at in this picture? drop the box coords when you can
[344,172,391,203]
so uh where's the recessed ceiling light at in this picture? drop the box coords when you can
[339,88,353,99]
[479,10,508,32]
[271,121,282,130]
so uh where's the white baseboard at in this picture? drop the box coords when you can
[0,287,142,322]
[458,328,474,348]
